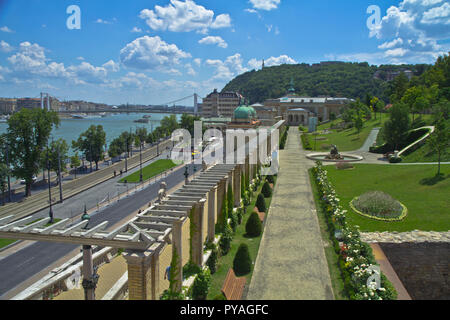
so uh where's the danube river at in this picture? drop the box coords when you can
[0,113,181,156]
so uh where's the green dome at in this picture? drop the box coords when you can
[234,105,257,120]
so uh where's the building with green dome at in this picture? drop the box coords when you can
[228,100,261,129]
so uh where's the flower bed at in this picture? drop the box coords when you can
[312,161,397,300]
[350,191,407,222]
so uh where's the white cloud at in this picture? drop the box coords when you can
[119,36,191,72]
[102,60,120,72]
[139,0,231,34]
[0,40,13,53]
[131,27,143,33]
[193,58,202,66]
[198,36,228,48]
[185,63,196,76]
[368,0,450,63]
[248,55,297,70]
[249,0,281,11]
[0,26,13,33]
[67,62,107,83]
[76,56,85,61]
[206,53,248,81]
[95,18,117,24]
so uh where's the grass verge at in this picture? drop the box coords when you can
[119,159,178,183]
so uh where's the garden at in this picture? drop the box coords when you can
[309,161,397,300]
[118,159,178,183]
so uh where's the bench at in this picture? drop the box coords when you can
[221,269,246,300]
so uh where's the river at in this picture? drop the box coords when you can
[0,113,181,156]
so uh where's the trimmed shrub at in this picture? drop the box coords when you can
[388,156,402,163]
[206,246,218,274]
[256,193,266,213]
[245,212,262,237]
[301,134,313,150]
[230,210,238,232]
[236,208,243,225]
[261,181,272,198]
[219,225,233,255]
[192,269,211,300]
[233,243,252,276]
[266,175,274,184]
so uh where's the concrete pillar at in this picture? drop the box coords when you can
[207,186,217,242]
[150,251,160,300]
[192,199,206,266]
[216,177,227,220]
[172,220,183,293]
[123,250,153,300]
[234,165,241,207]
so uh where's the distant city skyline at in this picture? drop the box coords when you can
[0,0,448,106]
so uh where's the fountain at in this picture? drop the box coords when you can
[306,145,363,162]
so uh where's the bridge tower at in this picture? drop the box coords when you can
[194,93,198,116]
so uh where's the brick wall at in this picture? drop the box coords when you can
[380,242,450,300]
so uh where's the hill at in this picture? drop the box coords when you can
[222,62,430,103]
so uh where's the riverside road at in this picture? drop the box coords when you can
[0,162,201,299]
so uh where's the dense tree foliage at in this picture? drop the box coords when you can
[222,62,429,103]
[5,108,60,196]
[72,125,106,171]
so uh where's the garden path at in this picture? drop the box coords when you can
[247,127,334,300]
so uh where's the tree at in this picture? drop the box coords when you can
[374,99,385,121]
[245,212,262,237]
[256,193,266,213]
[135,127,147,147]
[70,153,81,179]
[192,269,211,300]
[0,163,10,206]
[108,136,125,159]
[180,113,201,135]
[119,131,135,157]
[6,108,59,196]
[428,117,449,176]
[233,243,252,276]
[390,72,410,103]
[160,115,180,134]
[262,181,272,198]
[383,103,411,151]
[48,139,69,179]
[329,112,336,128]
[72,125,106,171]
[370,96,379,119]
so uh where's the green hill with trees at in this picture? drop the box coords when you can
[222,62,430,103]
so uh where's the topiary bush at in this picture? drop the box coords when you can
[233,243,252,276]
[219,225,233,255]
[192,268,211,300]
[261,181,272,198]
[245,212,262,237]
[206,245,218,274]
[266,175,274,184]
[213,293,227,300]
[256,193,266,213]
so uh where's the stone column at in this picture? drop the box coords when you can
[150,250,160,300]
[216,177,227,220]
[123,250,153,300]
[82,245,97,300]
[234,165,241,207]
[192,199,206,266]
[207,186,217,242]
[172,219,183,293]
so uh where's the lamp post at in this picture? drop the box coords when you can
[89,143,93,173]
[56,141,63,203]
[5,144,11,202]
[139,139,143,183]
[46,144,54,224]
[184,165,189,185]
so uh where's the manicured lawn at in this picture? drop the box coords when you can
[119,159,178,183]
[325,164,450,232]
[310,114,389,152]
[308,169,348,300]
[207,177,276,300]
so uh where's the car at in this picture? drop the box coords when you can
[20,176,38,184]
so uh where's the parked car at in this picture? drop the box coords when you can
[20,176,38,184]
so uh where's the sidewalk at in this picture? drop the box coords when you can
[247,127,334,300]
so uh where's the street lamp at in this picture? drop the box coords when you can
[184,165,189,185]
[46,143,54,224]
[4,144,11,202]
[139,138,143,183]
[82,204,90,229]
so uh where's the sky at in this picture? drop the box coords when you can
[0,0,448,106]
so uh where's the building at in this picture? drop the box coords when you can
[16,98,42,111]
[261,80,353,125]
[0,98,17,114]
[227,102,261,130]
[201,89,242,118]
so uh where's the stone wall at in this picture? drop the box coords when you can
[158,243,172,297]
[380,242,450,300]
[182,218,191,266]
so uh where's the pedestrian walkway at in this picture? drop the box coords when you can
[247,127,334,300]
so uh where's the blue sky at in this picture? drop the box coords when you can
[0,0,448,105]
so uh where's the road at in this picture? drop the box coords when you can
[0,139,173,220]
[0,162,201,299]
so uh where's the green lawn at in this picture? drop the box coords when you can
[119,159,178,183]
[207,177,276,300]
[325,164,450,232]
[402,142,450,163]
[310,114,389,152]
